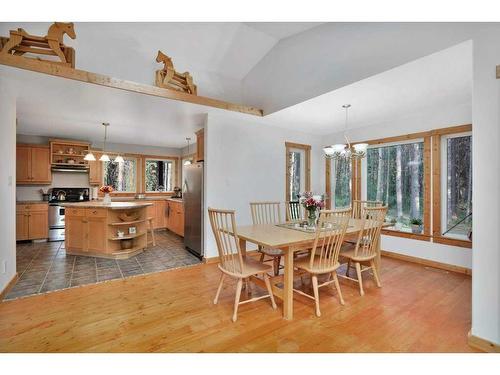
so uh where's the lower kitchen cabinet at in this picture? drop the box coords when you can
[166,200,184,237]
[16,203,48,241]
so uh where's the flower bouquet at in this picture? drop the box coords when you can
[299,192,325,227]
[100,185,114,204]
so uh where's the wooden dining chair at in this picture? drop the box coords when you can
[249,201,285,276]
[208,207,277,322]
[293,208,351,317]
[351,200,383,219]
[339,206,387,296]
[285,201,304,221]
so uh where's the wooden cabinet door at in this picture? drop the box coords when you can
[164,202,170,229]
[16,146,31,183]
[66,216,87,252]
[28,211,48,239]
[16,212,29,240]
[177,206,185,237]
[89,152,102,185]
[196,129,204,162]
[30,147,51,183]
[155,201,165,229]
[87,216,107,252]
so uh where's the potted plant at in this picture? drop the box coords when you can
[100,185,114,204]
[299,192,325,227]
[410,218,423,234]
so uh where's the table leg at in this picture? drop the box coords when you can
[283,247,294,320]
[239,238,247,257]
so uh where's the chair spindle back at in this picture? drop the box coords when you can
[354,206,388,258]
[309,208,351,271]
[285,201,303,221]
[250,201,282,225]
[208,208,243,275]
[352,200,383,219]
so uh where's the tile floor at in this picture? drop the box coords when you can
[5,230,201,300]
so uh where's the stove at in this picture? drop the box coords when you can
[48,187,89,241]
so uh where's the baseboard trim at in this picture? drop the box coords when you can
[204,249,259,264]
[0,273,19,301]
[381,250,472,276]
[468,330,500,352]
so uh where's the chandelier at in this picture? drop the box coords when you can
[323,104,368,160]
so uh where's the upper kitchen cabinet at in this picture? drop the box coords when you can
[88,151,102,185]
[50,139,91,168]
[195,129,204,162]
[16,145,52,184]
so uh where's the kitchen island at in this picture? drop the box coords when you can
[62,201,153,259]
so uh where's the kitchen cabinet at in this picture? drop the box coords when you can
[16,203,49,241]
[88,151,102,185]
[195,129,204,162]
[166,199,184,237]
[16,145,52,184]
[146,200,167,229]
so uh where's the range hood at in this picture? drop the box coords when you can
[51,164,89,173]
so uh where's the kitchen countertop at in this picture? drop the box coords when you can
[111,197,183,203]
[60,201,153,209]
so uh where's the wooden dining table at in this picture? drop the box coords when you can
[235,219,382,320]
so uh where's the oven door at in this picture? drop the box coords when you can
[48,204,65,228]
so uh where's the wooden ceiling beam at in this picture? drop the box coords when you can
[0,54,264,117]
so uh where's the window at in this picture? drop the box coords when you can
[103,157,137,193]
[332,158,352,208]
[441,133,472,239]
[366,141,424,233]
[285,142,311,201]
[145,158,176,192]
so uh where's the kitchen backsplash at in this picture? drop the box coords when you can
[16,172,91,201]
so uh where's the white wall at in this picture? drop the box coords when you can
[0,78,17,293]
[204,113,324,258]
[324,102,473,270]
[470,31,500,345]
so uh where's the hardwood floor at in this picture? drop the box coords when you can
[0,256,476,352]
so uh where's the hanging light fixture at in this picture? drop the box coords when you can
[84,151,96,161]
[324,104,368,160]
[183,137,192,165]
[99,123,111,162]
[114,154,124,163]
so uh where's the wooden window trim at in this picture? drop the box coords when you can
[285,142,311,202]
[142,155,179,194]
[335,123,472,248]
[432,127,473,249]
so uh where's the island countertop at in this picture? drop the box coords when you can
[60,201,153,210]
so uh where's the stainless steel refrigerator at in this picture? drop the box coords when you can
[183,162,204,258]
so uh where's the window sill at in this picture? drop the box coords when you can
[381,229,472,248]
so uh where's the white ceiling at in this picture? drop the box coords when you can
[264,41,472,135]
[0,22,320,104]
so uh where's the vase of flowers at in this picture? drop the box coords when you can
[100,185,114,204]
[300,192,325,227]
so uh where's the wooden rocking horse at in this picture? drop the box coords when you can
[0,22,76,67]
[155,50,197,95]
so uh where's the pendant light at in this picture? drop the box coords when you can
[324,104,368,160]
[84,151,96,161]
[183,137,192,166]
[99,123,111,162]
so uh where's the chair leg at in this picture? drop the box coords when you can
[371,260,381,287]
[355,262,364,296]
[150,221,156,247]
[213,273,225,304]
[332,272,345,305]
[259,252,265,262]
[263,273,277,309]
[273,256,281,276]
[311,275,321,317]
[232,279,243,322]
[346,259,351,276]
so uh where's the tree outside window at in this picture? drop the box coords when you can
[103,158,137,192]
[145,159,174,192]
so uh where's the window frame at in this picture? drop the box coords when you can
[285,142,311,202]
[432,127,472,248]
[142,155,179,195]
[363,137,431,241]
[101,155,139,195]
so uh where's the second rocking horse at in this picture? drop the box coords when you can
[0,22,76,68]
